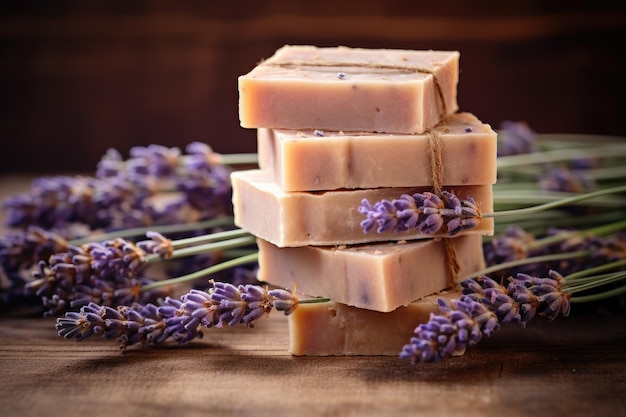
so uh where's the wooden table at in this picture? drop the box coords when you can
[1,176,625,417]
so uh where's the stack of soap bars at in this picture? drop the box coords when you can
[234,45,497,355]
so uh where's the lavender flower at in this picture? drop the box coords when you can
[497,120,537,156]
[399,295,499,364]
[0,226,68,272]
[97,142,233,220]
[402,270,573,365]
[4,143,235,235]
[483,225,534,266]
[483,225,626,279]
[461,271,571,326]
[56,281,299,351]
[539,167,596,193]
[55,298,192,351]
[359,191,481,236]
[26,233,174,316]
[514,270,570,321]
[173,142,233,217]
[2,175,155,232]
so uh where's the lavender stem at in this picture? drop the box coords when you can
[463,250,591,280]
[68,216,235,246]
[144,235,257,264]
[484,184,626,218]
[140,252,260,291]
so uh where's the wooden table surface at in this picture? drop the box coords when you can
[1,176,625,417]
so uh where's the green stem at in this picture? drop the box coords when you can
[526,218,626,251]
[492,190,626,209]
[68,216,235,246]
[217,153,259,166]
[564,271,626,295]
[462,250,591,280]
[570,280,626,303]
[497,143,626,169]
[170,228,251,249]
[144,235,257,264]
[492,210,626,238]
[483,185,626,218]
[533,133,626,147]
[141,252,260,291]
[299,297,332,304]
[563,258,626,281]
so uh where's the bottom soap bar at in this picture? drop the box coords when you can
[258,234,484,312]
[289,291,459,356]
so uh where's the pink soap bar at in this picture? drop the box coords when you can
[258,112,497,191]
[288,291,459,356]
[238,45,460,134]
[231,169,494,247]
[257,234,484,312]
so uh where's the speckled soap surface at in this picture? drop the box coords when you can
[257,235,484,312]
[231,169,494,247]
[288,291,459,356]
[238,45,459,134]
[257,112,497,192]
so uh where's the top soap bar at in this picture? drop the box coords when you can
[238,45,460,134]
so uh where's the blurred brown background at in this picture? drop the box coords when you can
[1,0,625,174]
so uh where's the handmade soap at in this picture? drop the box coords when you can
[231,169,494,247]
[257,234,484,312]
[239,45,460,134]
[288,291,459,356]
[257,112,497,191]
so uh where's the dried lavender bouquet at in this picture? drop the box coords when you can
[0,122,625,363]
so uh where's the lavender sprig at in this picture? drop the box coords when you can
[481,220,626,279]
[56,281,301,352]
[359,191,481,236]
[2,142,254,236]
[400,270,570,365]
[399,295,499,364]
[359,185,626,237]
[400,264,626,365]
[25,230,256,317]
[26,235,169,317]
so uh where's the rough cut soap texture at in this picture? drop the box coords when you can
[258,112,497,191]
[257,234,484,312]
[231,169,494,247]
[238,45,459,134]
[288,291,459,356]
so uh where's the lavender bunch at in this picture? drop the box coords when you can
[400,270,572,364]
[359,191,481,236]
[2,142,250,236]
[96,142,236,220]
[26,233,173,317]
[23,227,257,317]
[2,175,157,233]
[482,221,626,279]
[56,281,300,352]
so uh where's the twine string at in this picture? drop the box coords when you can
[427,128,461,286]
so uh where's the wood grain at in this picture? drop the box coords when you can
[1,308,625,417]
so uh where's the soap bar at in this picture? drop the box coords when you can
[258,112,497,191]
[231,169,494,247]
[238,45,459,134]
[288,291,459,356]
[257,234,484,312]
